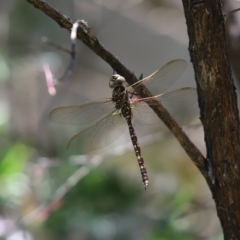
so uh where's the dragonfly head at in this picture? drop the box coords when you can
[109,74,126,88]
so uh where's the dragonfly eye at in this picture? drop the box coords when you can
[109,74,126,88]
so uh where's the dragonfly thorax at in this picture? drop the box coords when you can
[109,74,126,88]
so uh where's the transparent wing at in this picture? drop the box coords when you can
[132,88,197,125]
[67,113,126,154]
[50,99,115,125]
[126,59,187,96]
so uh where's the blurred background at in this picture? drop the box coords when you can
[1,0,239,239]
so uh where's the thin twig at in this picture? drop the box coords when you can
[42,20,82,94]
[223,8,240,18]
[42,37,72,54]
[25,0,206,175]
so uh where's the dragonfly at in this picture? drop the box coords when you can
[50,59,197,189]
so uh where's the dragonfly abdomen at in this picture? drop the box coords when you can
[126,117,149,189]
[119,92,149,188]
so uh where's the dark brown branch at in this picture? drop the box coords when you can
[182,1,240,239]
[25,0,206,174]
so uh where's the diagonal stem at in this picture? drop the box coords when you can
[25,0,206,176]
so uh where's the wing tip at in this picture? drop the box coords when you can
[166,59,187,70]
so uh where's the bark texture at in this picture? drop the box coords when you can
[182,1,240,239]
